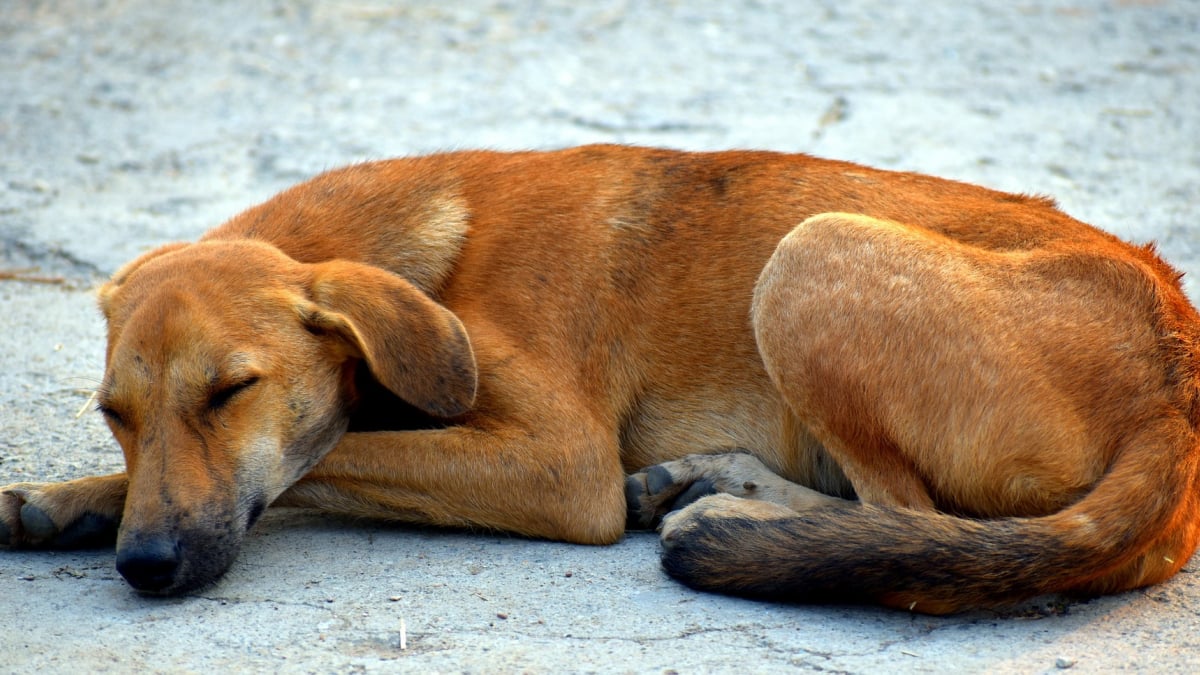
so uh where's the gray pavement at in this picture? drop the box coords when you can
[2,1,1199,672]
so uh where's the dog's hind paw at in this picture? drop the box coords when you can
[626,451,783,529]
[626,470,716,529]
[626,451,843,530]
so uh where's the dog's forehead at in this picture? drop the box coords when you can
[101,294,278,411]
[106,241,301,320]
[102,241,304,376]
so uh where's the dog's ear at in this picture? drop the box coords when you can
[301,260,478,418]
[97,242,191,319]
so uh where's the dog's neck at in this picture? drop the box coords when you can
[202,160,471,297]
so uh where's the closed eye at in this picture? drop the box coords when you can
[209,376,260,411]
[96,402,126,428]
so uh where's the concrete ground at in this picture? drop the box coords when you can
[2,0,1199,672]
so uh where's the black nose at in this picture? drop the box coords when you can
[116,535,181,593]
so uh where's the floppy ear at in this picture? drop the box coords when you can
[301,260,478,418]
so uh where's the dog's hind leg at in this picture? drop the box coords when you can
[747,211,1127,514]
[0,473,127,548]
[655,212,1200,611]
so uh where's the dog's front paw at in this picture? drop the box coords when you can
[1,483,53,547]
[1,481,121,549]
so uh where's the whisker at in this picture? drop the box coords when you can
[62,375,104,387]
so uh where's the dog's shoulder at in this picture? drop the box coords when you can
[206,155,477,295]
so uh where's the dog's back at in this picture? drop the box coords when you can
[211,145,1168,484]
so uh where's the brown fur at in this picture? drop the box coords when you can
[2,145,1198,612]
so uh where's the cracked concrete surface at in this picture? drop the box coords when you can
[2,0,1199,672]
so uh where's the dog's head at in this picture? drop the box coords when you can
[95,240,477,594]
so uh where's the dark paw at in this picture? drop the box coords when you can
[625,464,717,530]
[50,512,120,549]
[0,487,120,549]
[645,465,676,496]
[670,479,716,512]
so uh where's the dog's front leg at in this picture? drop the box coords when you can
[276,425,628,545]
[0,473,128,548]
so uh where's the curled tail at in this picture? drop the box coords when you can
[660,416,1200,614]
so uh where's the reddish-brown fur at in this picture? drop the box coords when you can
[2,145,1198,611]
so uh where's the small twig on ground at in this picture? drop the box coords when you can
[76,390,99,418]
[0,269,67,284]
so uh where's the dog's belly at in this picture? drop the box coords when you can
[616,390,780,469]
[616,389,850,496]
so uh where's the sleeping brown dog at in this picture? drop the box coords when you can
[2,145,1198,614]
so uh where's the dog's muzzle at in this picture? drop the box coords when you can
[115,524,247,595]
